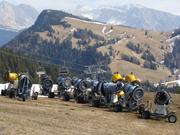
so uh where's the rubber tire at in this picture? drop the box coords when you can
[32,92,38,100]
[22,95,26,102]
[63,94,70,101]
[114,105,123,112]
[76,96,85,104]
[92,99,100,107]
[9,90,15,98]
[168,114,177,123]
[141,111,150,119]
[48,92,55,98]
[1,90,4,96]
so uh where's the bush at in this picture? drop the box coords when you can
[73,28,104,41]
[77,39,88,46]
[121,54,140,65]
[144,61,157,70]
[142,50,156,62]
[126,42,143,54]
[141,80,156,92]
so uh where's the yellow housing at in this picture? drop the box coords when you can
[125,72,140,84]
[117,90,125,97]
[4,72,19,82]
[112,72,123,83]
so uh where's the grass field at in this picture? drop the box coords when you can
[0,93,179,135]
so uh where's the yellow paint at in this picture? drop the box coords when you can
[125,72,140,84]
[112,72,123,83]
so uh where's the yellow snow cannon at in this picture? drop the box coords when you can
[125,72,140,85]
[111,72,124,83]
[4,72,19,83]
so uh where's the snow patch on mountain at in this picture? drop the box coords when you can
[65,17,106,25]
[75,4,180,31]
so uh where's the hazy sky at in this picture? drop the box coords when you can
[2,0,180,15]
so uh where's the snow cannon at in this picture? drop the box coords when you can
[154,90,171,105]
[123,84,144,101]
[57,77,72,89]
[57,77,74,101]
[40,74,53,96]
[2,72,38,101]
[139,90,177,123]
[17,74,32,101]
[73,78,97,103]
[112,84,144,112]
[91,81,124,107]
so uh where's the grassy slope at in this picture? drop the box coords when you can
[25,16,172,83]
[0,93,179,135]
[66,17,171,82]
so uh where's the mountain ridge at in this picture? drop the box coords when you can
[75,4,180,31]
[0,0,38,30]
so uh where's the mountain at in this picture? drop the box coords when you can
[165,28,180,71]
[75,4,180,31]
[3,9,172,82]
[0,28,18,47]
[0,0,38,30]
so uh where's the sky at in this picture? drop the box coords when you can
[2,0,180,15]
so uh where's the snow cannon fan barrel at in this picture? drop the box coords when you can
[79,78,98,92]
[18,74,32,91]
[154,91,171,105]
[57,77,72,89]
[124,84,144,101]
[72,78,87,92]
[4,72,19,82]
[103,82,124,95]
[93,81,124,96]
[41,74,53,90]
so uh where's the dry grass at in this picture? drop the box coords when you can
[34,17,172,82]
[64,17,171,82]
[108,60,171,83]
[0,93,179,135]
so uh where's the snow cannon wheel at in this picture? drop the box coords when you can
[132,87,144,101]
[48,92,55,98]
[76,96,85,104]
[141,110,150,119]
[32,92,38,100]
[113,105,123,112]
[91,99,100,107]
[63,94,70,101]
[168,114,177,123]
[9,89,16,98]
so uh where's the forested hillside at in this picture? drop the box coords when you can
[0,49,60,82]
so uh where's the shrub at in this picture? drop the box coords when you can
[126,42,143,54]
[121,54,140,65]
[73,28,104,41]
[142,50,156,62]
[144,61,157,70]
